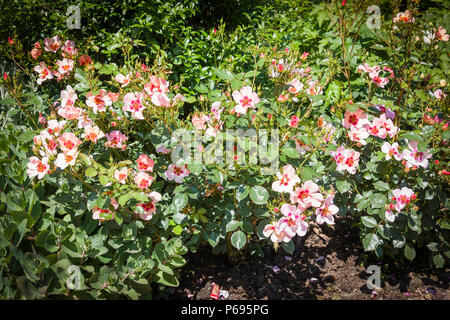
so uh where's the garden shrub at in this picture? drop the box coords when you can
[0,0,448,299]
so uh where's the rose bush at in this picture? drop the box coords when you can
[0,0,448,299]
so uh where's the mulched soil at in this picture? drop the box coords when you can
[170,216,449,300]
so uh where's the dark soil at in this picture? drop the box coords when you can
[170,216,449,300]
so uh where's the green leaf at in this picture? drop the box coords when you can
[363,233,380,251]
[373,181,389,191]
[231,230,246,250]
[393,236,406,248]
[168,256,186,268]
[173,225,183,235]
[226,220,241,232]
[172,193,188,212]
[433,254,445,268]
[282,147,300,158]
[214,69,234,81]
[404,244,416,261]
[74,68,88,83]
[99,175,109,186]
[98,64,116,75]
[235,185,250,202]
[156,271,179,287]
[426,242,439,252]
[249,186,269,205]
[282,241,295,255]
[361,216,377,228]
[85,168,97,178]
[336,180,351,193]
[194,84,209,94]
[369,193,386,209]
[118,194,130,206]
[403,132,423,141]
[15,219,28,246]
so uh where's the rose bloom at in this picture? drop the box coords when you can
[287,78,304,94]
[144,76,169,97]
[372,75,389,88]
[290,180,324,211]
[315,195,338,225]
[279,204,309,237]
[60,85,78,108]
[37,134,58,157]
[43,35,61,52]
[156,145,171,154]
[105,131,128,149]
[115,73,131,87]
[277,93,289,102]
[433,89,446,100]
[134,171,154,190]
[54,151,78,169]
[306,80,323,96]
[114,167,129,184]
[77,114,94,129]
[123,92,146,119]
[171,93,185,106]
[367,116,387,139]
[272,164,300,193]
[135,191,161,221]
[31,48,42,60]
[192,113,209,130]
[381,142,402,161]
[92,206,114,223]
[232,86,260,115]
[378,114,398,138]
[86,89,112,114]
[165,164,190,183]
[343,148,360,174]
[401,140,432,169]
[57,105,83,120]
[263,220,291,243]
[342,108,370,129]
[61,40,78,57]
[136,154,155,172]
[435,26,449,41]
[289,115,300,128]
[348,125,369,145]
[393,10,415,23]
[57,132,82,153]
[391,187,415,212]
[34,62,53,85]
[46,119,66,136]
[79,54,92,66]
[56,58,74,75]
[151,91,171,107]
[27,156,50,179]
[331,147,360,174]
[81,125,105,143]
[294,138,312,155]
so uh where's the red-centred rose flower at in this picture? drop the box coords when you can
[272,164,300,193]
[136,154,155,172]
[165,164,190,183]
[44,35,61,52]
[134,171,154,190]
[27,156,50,179]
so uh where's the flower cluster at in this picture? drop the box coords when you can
[191,101,224,137]
[357,63,394,88]
[385,187,416,222]
[393,10,415,24]
[265,165,339,243]
[33,36,78,84]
